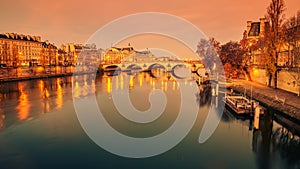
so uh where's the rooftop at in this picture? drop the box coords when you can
[0,33,41,42]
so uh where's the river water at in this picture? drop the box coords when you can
[0,72,299,169]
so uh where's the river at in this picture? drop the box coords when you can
[0,72,299,169]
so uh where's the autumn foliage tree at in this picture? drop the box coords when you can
[219,41,247,78]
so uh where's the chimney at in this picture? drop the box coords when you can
[259,18,265,37]
[36,36,41,42]
[247,21,252,37]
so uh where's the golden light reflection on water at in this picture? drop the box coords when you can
[73,72,187,100]
[129,76,134,89]
[39,80,50,99]
[39,80,44,93]
[73,81,80,98]
[120,75,124,90]
[139,74,143,87]
[152,81,155,91]
[44,88,50,98]
[56,79,63,109]
[161,80,164,91]
[0,113,5,128]
[43,98,50,113]
[107,77,111,93]
[16,83,30,121]
[72,76,97,98]
[92,80,96,93]
[172,81,176,91]
[115,76,119,90]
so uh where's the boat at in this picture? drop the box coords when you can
[223,95,254,117]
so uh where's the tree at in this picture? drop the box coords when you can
[219,41,246,78]
[264,0,286,88]
[196,37,220,70]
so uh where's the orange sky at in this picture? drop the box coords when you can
[0,0,299,47]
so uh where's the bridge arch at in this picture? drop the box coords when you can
[148,63,166,70]
[148,63,166,78]
[171,64,188,71]
[126,64,142,70]
[171,64,191,79]
[195,67,209,77]
[103,64,121,76]
[104,64,120,70]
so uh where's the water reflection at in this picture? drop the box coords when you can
[107,77,111,93]
[0,77,73,130]
[56,78,63,109]
[97,71,186,96]
[247,109,300,169]
[0,72,299,169]
[252,110,273,169]
[16,83,30,120]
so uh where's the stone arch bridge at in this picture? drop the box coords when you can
[102,60,204,72]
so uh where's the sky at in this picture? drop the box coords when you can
[0,0,299,49]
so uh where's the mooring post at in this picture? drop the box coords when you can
[254,102,260,130]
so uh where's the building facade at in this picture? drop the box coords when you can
[243,18,269,66]
[0,33,42,67]
[41,41,58,66]
[244,18,299,67]
[285,24,300,67]
[59,43,101,66]
[103,45,135,64]
[0,33,57,67]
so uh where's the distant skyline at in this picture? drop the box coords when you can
[0,0,299,48]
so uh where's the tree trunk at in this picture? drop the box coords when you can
[274,70,278,89]
[268,74,272,87]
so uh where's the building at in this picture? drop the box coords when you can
[244,18,300,67]
[79,45,102,66]
[0,33,42,67]
[41,41,58,66]
[57,49,67,66]
[243,18,269,66]
[284,24,300,67]
[103,44,135,64]
[0,33,58,67]
[60,43,83,65]
[59,43,102,66]
[245,18,267,39]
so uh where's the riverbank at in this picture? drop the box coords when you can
[228,80,300,123]
[0,70,103,83]
[0,73,74,83]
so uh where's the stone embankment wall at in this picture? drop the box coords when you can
[249,68,300,95]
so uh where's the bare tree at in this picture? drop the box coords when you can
[264,0,286,88]
[196,37,220,70]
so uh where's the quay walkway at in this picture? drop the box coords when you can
[0,66,102,83]
[0,73,74,83]
[228,80,300,122]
